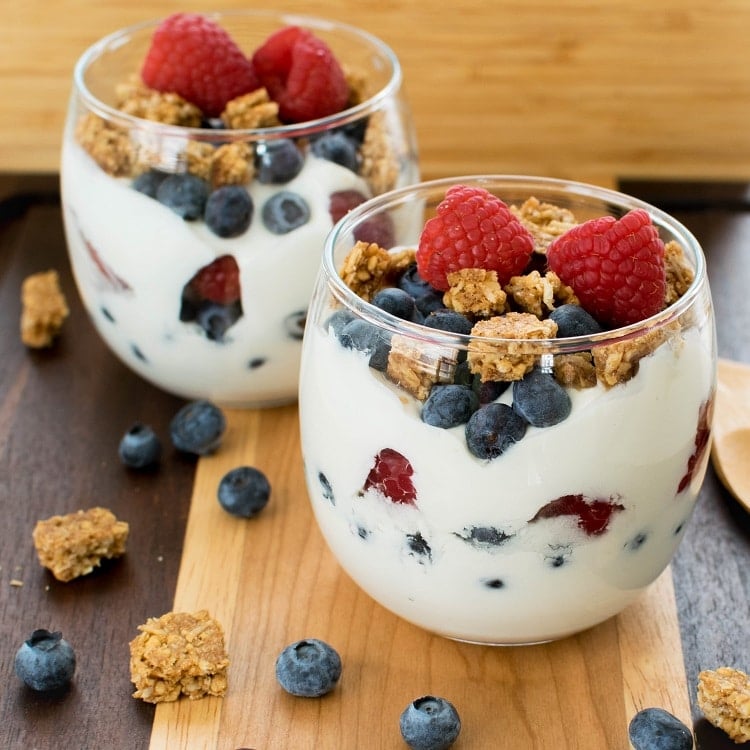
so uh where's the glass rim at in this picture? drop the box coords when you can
[322,174,709,352]
[72,9,403,140]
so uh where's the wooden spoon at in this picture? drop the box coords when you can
[711,358,750,511]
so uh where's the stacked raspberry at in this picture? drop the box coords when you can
[141,13,349,122]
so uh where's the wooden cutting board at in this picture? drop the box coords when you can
[148,405,691,750]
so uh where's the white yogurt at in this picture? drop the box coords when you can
[61,136,411,406]
[299,317,714,643]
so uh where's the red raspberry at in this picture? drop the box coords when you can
[546,209,666,328]
[141,13,259,117]
[363,448,417,505]
[678,398,713,493]
[415,185,535,291]
[187,255,241,304]
[329,190,395,247]
[251,26,349,123]
[530,494,625,536]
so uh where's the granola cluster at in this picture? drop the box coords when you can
[32,507,129,582]
[698,667,750,743]
[76,66,397,196]
[20,270,70,348]
[129,610,229,703]
[338,196,696,398]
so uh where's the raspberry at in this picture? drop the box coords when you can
[678,398,713,493]
[415,185,535,292]
[363,448,417,505]
[141,13,259,117]
[329,190,395,247]
[546,208,666,328]
[251,26,349,123]
[186,255,241,304]
[530,494,625,536]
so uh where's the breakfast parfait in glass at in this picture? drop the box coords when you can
[299,176,715,644]
[61,11,418,406]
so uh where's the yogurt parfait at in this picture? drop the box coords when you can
[299,176,716,644]
[61,11,418,406]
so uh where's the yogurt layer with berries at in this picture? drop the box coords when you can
[61,13,417,406]
[299,181,715,644]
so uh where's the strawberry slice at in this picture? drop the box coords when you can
[251,26,349,123]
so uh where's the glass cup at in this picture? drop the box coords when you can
[299,175,716,644]
[60,11,419,407]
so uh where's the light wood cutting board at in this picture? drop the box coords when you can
[146,405,692,749]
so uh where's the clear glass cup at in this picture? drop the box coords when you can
[60,11,419,407]
[299,175,716,644]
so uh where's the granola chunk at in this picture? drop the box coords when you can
[360,111,399,195]
[387,335,458,400]
[210,142,255,187]
[697,667,750,743]
[504,270,577,317]
[344,64,371,107]
[510,197,578,254]
[20,270,69,348]
[468,313,558,382]
[129,610,229,704]
[220,88,280,129]
[553,352,598,389]
[75,113,135,177]
[664,240,695,306]
[443,268,507,317]
[184,141,216,180]
[115,76,202,127]
[32,507,129,582]
[340,241,391,301]
[592,324,678,387]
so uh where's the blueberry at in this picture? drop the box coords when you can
[118,423,162,469]
[310,131,360,172]
[628,707,693,750]
[512,368,571,427]
[472,376,510,404]
[256,139,304,183]
[156,173,209,220]
[339,319,380,352]
[170,400,226,455]
[398,264,433,298]
[368,333,392,372]
[423,310,473,335]
[452,360,474,387]
[15,630,76,692]
[284,310,307,340]
[318,471,335,504]
[455,526,513,549]
[218,466,271,518]
[399,695,461,750]
[549,304,603,337]
[133,169,168,198]
[372,287,417,321]
[421,385,479,429]
[195,300,243,341]
[415,290,446,317]
[465,403,526,459]
[325,309,355,337]
[275,639,342,697]
[262,191,310,234]
[406,532,432,561]
[204,185,253,238]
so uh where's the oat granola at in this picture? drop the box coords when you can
[129,610,229,703]
[75,113,135,177]
[115,75,203,127]
[443,268,508,317]
[504,270,577,317]
[665,239,696,306]
[386,334,458,400]
[20,270,70,348]
[340,240,392,301]
[698,667,750,743]
[468,313,558,382]
[220,88,280,129]
[32,507,129,582]
[510,196,578,254]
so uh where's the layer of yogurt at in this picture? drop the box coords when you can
[61,135,394,406]
[299,317,714,643]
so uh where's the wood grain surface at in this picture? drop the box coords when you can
[3,0,750,182]
[1,177,748,749]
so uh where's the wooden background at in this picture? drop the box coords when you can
[3,0,750,181]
